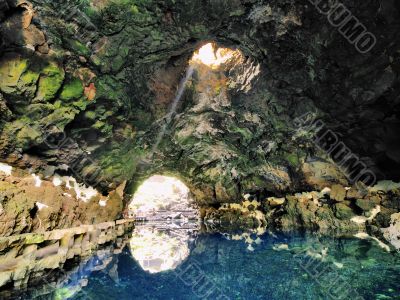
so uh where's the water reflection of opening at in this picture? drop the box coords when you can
[129,223,198,274]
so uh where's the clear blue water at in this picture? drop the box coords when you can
[57,226,400,300]
[5,225,398,300]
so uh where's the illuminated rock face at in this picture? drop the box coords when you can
[128,175,198,221]
[129,226,192,274]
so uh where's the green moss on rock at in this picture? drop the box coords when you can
[229,125,253,144]
[41,107,78,130]
[25,234,45,245]
[14,124,38,144]
[66,39,91,56]
[97,141,145,184]
[35,62,65,102]
[72,98,89,111]
[60,79,84,101]
[84,110,97,120]
[18,70,40,99]
[20,70,40,86]
[285,153,300,167]
[0,55,29,94]
[93,120,113,135]
[334,203,355,220]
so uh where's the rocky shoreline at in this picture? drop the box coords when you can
[1,163,399,254]
[203,181,400,252]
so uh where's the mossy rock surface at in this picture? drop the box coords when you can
[41,107,78,130]
[65,39,91,56]
[334,203,355,220]
[25,234,45,245]
[60,79,84,101]
[0,55,29,94]
[35,62,65,102]
[16,125,43,149]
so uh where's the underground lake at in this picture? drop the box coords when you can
[2,222,399,300]
[1,0,400,299]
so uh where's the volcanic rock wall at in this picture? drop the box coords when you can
[0,0,399,225]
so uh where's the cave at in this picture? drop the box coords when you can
[0,0,400,299]
[128,175,198,221]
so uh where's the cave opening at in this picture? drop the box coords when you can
[128,175,198,222]
[190,42,242,69]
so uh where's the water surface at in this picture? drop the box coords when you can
[62,225,400,300]
[5,223,400,300]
